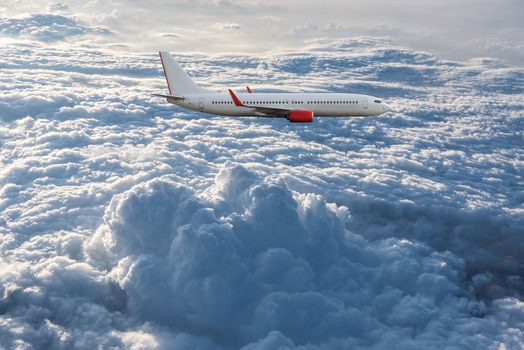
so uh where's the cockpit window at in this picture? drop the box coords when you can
[374,100,381,103]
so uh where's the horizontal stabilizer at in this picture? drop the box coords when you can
[151,93,185,100]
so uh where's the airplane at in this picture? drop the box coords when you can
[153,52,392,123]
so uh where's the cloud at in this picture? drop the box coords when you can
[161,33,180,39]
[0,14,111,42]
[216,22,241,31]
[0,37,523,349]
[1,1,524,65]
[80,165,520,349]
[48,3,69,13]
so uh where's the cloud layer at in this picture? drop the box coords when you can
[0,14,111,42]
[1,1,523,65]
[0,34,523,349]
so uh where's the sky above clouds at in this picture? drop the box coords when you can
[0,1,524,350]
[1,0,524,65]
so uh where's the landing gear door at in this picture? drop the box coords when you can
[363,97,368,109]
[198,97,204,111]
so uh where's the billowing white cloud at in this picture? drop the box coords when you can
[0,29,523,349]
[0,14,111,42]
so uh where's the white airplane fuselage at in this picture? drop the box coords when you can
[167,92,390,117]
[155,52,392,122]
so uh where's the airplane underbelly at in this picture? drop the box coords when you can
[314,107,343,116]
[315,106,363,117]
[205,107,254,116]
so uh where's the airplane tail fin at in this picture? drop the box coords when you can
[158,52,209,95]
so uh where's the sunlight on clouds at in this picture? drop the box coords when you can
[2,0,523,64]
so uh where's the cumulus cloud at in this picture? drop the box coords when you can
[0,36,523,349]
[0,14,111,42]
[82,167,520,348]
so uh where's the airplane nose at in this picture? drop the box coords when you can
[383,103,392,112]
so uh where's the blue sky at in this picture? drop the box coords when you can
[0,1,523,349]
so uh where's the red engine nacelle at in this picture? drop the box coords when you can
[287,110,314,123]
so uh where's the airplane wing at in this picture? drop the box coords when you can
[151,93,185,100]
[228,89,291,117]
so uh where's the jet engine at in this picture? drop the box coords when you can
[288,110,313,123]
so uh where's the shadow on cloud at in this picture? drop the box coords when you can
[82,164,514,348]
